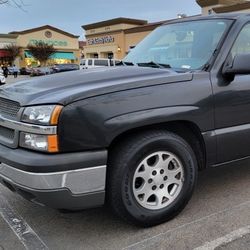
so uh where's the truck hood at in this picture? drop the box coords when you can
[0,66,193,106]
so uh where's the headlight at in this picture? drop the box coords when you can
[21,105,63,125]
[20,105,62,152]
[20,132,58,153]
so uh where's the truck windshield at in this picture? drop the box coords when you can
[124,19,232,71]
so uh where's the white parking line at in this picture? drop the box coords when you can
[123,200,250,250]
[0,192,49,250]
[194,225,250,250]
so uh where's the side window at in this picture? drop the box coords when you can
[88,60,93,66]
[94,60,109,66]
[231,24,250,58]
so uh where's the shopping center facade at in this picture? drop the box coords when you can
[82,18,164,60]
[1,0,250,66]
[196,0,250,15]
[82,1,250,60]
[0,25,80,67]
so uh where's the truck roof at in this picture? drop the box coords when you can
[163,13,250,25]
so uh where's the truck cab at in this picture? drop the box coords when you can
[1,14,250,227]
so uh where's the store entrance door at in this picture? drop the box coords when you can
[108,53,114,59]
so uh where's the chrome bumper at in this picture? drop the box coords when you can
[0,163,106,209]
[0,163,106,195]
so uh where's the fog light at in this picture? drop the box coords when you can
[20,132,58,152]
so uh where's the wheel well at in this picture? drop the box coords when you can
[109,121,206,171]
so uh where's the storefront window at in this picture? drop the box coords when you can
[25,57,75,67]
[25,58,39,67]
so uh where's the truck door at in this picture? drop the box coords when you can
[212,23,250,163]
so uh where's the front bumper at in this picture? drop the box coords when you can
[0,145,107,210]
[0,163,106,210]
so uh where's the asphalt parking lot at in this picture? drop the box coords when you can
[0,160,249,250]
[1,76,250,250]
[4,75,30,84]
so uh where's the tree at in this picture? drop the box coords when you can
[4,44,21,65]
[0,0,27,11]
[27,42,56,66]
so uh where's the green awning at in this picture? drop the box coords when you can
[25,51,76,60]
[50,52,76,60]
[24,51,33,58]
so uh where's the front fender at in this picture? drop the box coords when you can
[105,106,200,135]
[59,73,213,152]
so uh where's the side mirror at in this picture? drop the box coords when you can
[223,53,250,76]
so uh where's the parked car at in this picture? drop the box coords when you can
[80,58,120,70]
[20,67,33,75]
[7,66,20,75]
[1,14,250,227]
[0,70,6,85]
[30,67,54,76]
[51,63,80,73]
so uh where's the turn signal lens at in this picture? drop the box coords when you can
[47,135,59,152]
[50,106,63,125]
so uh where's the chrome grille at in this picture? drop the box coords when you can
[0,125,15,142]
[0,97,21,118]
[0,97,20,147]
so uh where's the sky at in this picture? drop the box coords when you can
[0,0,201,40]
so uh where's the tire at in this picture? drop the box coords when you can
[107,130,198,227]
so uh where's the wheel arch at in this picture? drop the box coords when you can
[108,120,207,171]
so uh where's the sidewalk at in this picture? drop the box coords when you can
[5,75,31,84]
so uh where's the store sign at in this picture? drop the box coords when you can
[0,42,14,49]
[87,36,114,45]
[29,39,68,47]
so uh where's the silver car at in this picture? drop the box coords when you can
[0,70,6,85]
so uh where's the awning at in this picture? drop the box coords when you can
[25,51,76,60]
[0,50,10,57]
[51,52,76,60]
[25,51,33,58]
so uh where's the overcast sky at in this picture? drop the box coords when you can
[0,0,201,40]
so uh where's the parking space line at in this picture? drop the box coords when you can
[123,200,250,250]
[0,192,48,250]
[194,225,250,250]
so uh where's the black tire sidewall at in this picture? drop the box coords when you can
[119,134,197,225]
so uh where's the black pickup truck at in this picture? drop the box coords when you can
[1,13,250,227]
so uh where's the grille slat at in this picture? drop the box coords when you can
[0,97,20,118]
[0,125,15,141]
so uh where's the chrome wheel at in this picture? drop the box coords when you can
[132,151,184,210]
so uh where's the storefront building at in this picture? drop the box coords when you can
[0,33,18,66]
[82,18,165,60]
[0,25,80,68]
[196,0,250,15]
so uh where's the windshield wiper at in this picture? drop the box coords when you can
[137,61,171,69]
[116,61,134,66]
